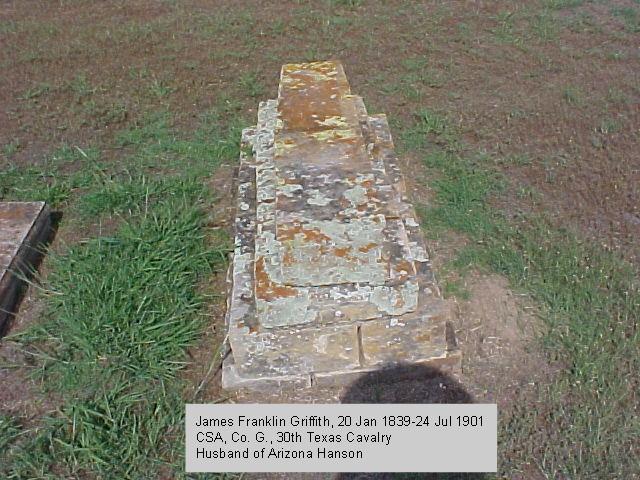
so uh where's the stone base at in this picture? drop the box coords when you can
[221,330,461,392]
[0,202,51,335]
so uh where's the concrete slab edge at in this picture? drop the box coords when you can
[0,202,51,335]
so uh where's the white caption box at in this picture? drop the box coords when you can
[186,404,496,473]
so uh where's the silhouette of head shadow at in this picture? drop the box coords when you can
[336,363,487,480]
[340,363,472,404]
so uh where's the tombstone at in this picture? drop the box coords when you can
[0,201,50,335]
[222,61,460,390]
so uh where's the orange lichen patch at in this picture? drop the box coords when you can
[237,321,259,335]
[255,256,297,301]
[274,130,368,168]
[360,179,375,188]
[393,259,416,281]
[282,251,295,266]
[281,61,338,77]
[278,100,342,132]
[279,84,343,132]
[278,224,332,243]
[333,247,351,257]
[365,188,379,201]
[278,61,354,133]
[358,242,378,253]
[274,138,298,157]
[395,259,414,274]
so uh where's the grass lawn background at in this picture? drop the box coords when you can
[1,0,638,478]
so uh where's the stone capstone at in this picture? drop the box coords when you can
[222,61,460,390]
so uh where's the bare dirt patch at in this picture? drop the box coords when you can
[453,275,553,407]
[2,0,638,263]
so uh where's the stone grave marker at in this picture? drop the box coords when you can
[0,202,50,334]
[222,61,460,390]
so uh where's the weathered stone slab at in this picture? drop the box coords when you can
[227,322,360,378]
[0,202,50,334]
[222,61,460,390]
[359,301,450,367]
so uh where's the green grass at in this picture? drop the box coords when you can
[0,107,241,478]
[3,196,228,478]
[81,174,207,217]
[2,138,21,158]
[544,0,585,9]
[562,84,584,105]
[45,201,221,386]
[391,59,445,101]
[606,87,629,105]
[598,117,619,134]
[401,110,640,478]
[0,144,103,209]
[612,6,640,32]
[530,10,558,42]
[0,145,103,207]
[19,82,51,100]
[0,20,18,34]
[441,277,471,301]
[68,73,96,99]
[238,71,265,98]
[50,144,101,166]
[328,0,363,7]
[0,106,242,212]
[492,11,523,46]
[111,110,243,181]
[0,163,73,207]
[400,109,453,151]
[564,11,600,34]
[0,414,21,454]
[148,77,176,98]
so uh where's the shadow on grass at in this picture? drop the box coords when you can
[336,363,486,480]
